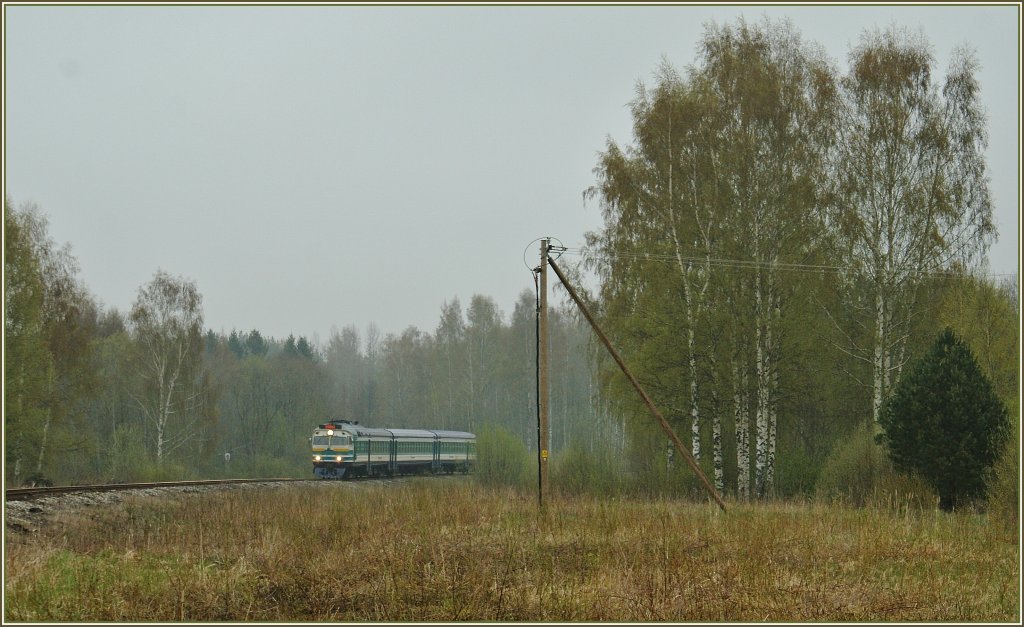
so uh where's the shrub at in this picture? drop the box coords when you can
[987,397,1019,539]
[106,423,150,483]
[816,421,934,509]
[551,443,623,497]
[816,421,890,507]
[239,453,300,479]
[773,444,820,499]
[473,424,532,490]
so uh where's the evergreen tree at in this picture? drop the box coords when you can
[227,330,246,358]
[296,336,318,362]
[878,327,1009,511]
[245,329,269,358]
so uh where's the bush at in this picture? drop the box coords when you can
[816,421,935,510]
[773,444,820,499]
[987,397,1019,539]
[106,423,150,483]
[235,453,300,479]
[551,444,623,497]
[473,424,532,490]
[104,424,203,483]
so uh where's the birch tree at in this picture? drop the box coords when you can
[697,18,837,497]
[4,201,96,485]
[585,18,836,498]
[4,202,49,484]
[129,270,206,464]
[324,325,371,423]
[586,62,721,483]
[435,299,468,431]
[831,27,995,426]
[466,295,503,434]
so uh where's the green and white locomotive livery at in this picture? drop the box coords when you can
[311,421,476,479]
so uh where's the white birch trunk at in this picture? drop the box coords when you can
[156,421,165,463]
[34,364,55,475]
[154,340,185,464]
[766,368,778,491]
[710,351,723,493]
[741,366,751,499]
[467,344,475,431]
[764,277,779,493]
[872,287,886,424]
[665,119,712,466]
[35,414,51,475]
[15,375,24,482]
[732,358,745,498]
[689,333,700,461]
[892,332,908,391]
[155,356,167,462]
[753,256,769,498]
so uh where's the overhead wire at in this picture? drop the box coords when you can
[556,246,1018,280]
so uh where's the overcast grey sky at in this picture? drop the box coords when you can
[5,3,1020,343]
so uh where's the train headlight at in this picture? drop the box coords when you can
[314,455,322,461]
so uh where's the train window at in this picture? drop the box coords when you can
[313,436,329,446]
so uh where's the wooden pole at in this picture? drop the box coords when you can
[538,239,550,505]
[547,256,727,512]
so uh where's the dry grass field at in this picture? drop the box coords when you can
[4,478,1019,622]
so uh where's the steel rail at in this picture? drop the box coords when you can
[5,478,306,501]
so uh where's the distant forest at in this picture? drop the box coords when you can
[5,18,1018,514]
[5,201,605,485]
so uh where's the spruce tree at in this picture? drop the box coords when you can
[879,328,1009,511]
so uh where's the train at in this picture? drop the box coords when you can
[310,420,476,479]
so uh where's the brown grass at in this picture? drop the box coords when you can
[4,479,1019,622]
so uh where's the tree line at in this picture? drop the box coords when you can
[5,199,605,485]
[5,18,1018,515]
[581,17,1017,509]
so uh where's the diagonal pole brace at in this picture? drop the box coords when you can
[547,256,727,512]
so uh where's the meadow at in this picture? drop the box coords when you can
[4,479,1019,622]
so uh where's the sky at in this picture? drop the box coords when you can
[4,3,1020,345]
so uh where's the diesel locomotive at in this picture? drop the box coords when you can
[311,420,476,479]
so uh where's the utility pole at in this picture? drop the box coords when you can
[538,239,550,506]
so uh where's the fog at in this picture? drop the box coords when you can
[5,4,1018,341]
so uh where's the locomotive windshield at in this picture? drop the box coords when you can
[312,433,351,447]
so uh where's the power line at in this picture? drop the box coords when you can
[558,247,1018,281]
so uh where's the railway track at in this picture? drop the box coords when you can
[5,473,465,502]
[5,478,308,501]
